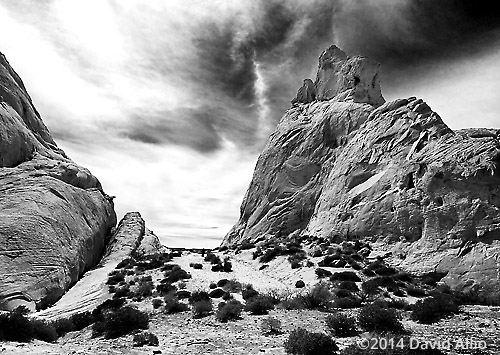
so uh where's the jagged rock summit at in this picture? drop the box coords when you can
[0,52,116,310]
[292,45,385,107]
[224,45,500,302]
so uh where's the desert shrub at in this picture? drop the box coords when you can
[156,283,177,296]
[253,248,263,260]
[211,264,223,272]
[325,313,357,336]
[164,295,189,314]
[337,281,359,292]
[318,255,337,267]
[388,299,409,310]
[133,331,159,347]
[330,271,361,282]
[259,246,284,263]
[334,288,353,299]
[301,282,333,309]
[164,267,191,283]
[192,299,213,318]
[406,286,427,297]
[107,270,125,285]
[204,252,221,264]
[316,268,333,279]
[209,288,225,298]
[284,327,338,355]
[362,269,376,277]
[69,311,95,331]
[30,318,58,342]
[52,317,75,336]
[217,279,229,287]
[375,265,397,276]
[116,258,135,269]
[295,280,305,288]
[245,296,274,315]
[420,272,446,286]
[0,307,58,343]
[290,259,301,269]
[222,291,232,301]
[92,306,148,339]
[216,300,243,322]
[242,284,259,300]
[332,297,362,309]
[394,272,414,282]
[223,257,233,272]
[393,288,406,297]
[411,293,459,324]
[113,285,130,299]
[152,298,164,309]
[189,290,210,304]
[261,316,282,335]
[135,281,154,297]
[190,263,203,269]
[241,241,256,250]
[176,290,191,300]
[358,303,404,333]
[209,282,217,289]
[223,279,243,293]
[279,297,306,310]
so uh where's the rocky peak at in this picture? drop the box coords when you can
[292,45,385,107]
[226,44,500,302]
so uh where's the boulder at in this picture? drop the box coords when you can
[0,51,116,310]
[224,45,500,302]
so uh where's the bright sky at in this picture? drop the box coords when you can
[0,1,499,248]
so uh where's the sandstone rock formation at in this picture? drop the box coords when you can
[224,45,500,302]
[37,212,162,320]
[0,52,116,311]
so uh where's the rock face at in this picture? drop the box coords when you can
[224,45,500,302]
[37,212,161,320]
[0,52,116,311]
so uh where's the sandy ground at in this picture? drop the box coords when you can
[1,250,499,354]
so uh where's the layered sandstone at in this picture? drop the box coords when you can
[0,52,116,310]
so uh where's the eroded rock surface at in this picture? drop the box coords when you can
[0,52,116,310]
[37,212,159,320]
[224,45,500,301]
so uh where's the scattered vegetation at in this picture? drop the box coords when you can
[0,307,57,343]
